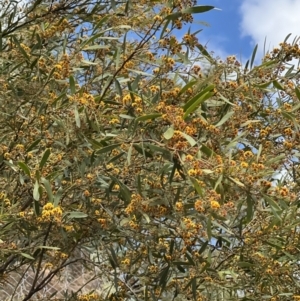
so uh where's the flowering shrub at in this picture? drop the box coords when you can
[1,0,300,300]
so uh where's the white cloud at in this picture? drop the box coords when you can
[240,0,300,54]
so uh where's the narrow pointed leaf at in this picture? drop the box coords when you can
[39,148,51,170]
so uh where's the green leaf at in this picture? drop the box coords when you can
[119,114,135,120]
[178,80,197,96]
[114,78,123,97]
[33,180,40,201]
[185,251,195,266]
[190,177,204,197]
[283,33,292,44]
[37,246,61,250]
[282,111,294,121]
[246,195,254,223]
[21,252,35,260]
[169,162,177,184]
[182,5,215,14]
[142,212,150,223]
[256,144,263,162]
[284,64,295,78]
[215,111,234,127]
[12,36,30,60]
[163,126,174,140]
[291,102,300,112]
[41,177,53,203]
[39,148,51,170]
[18,162,31,177]
[198,241,209,254]
[244,60,249,72]
[34,199,40,216]
[295,87,300,101]
[133,144,153,158]
[80,59,100,66]
[175,263,186,273]
[273,80,284,90]
[200,144,214,157]
[228,176,245,187]
[207,216,212,240]
[66,211,88,219]
[181,132,197,146]
[108,246,119,269]
[81,26,130,49]
[146,143,172,161]
[136,175,142,195]
[95,143,121,155]
[69,75,76,94]
[158,266,170,291]
[159,18,171,39]
[191,277,197,301]
[127,144,133,166]
[4,161,18,172]
[263,194,281,211]
[250,44,258,69]
[54,187,63,207]
[183,84,214,111]
[237,261,254,268]
[214,174,223,190]
[74,105,81,128]
[125,68,155,77]
[183,91,214,119]
[107,152,125,164]
[93,15,110,33]
[212,220,234,235]
[114,46,121,69]
[26,138,41,153]
[196,43,213,61]
[165,12,182,20]
[82,44,110,50]
[135,113,162,122]
[177,52,191,65]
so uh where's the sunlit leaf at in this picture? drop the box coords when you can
[21,253,35,260]
[33,180,40,201]
[181,132,197,146]
[66,212,88,219]
[41,177,53,203]
[163,126,174,140]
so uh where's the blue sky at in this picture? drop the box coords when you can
[192,0,300,65]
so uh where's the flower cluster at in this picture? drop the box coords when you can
[39,202,63,223]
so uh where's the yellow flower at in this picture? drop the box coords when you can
[240,161,248,168]
[195,200,204,212]
[109,118,119,125]
[210,200,220,210]
[83,190,90,197]
[52,206,62,217]
[43,202,54,211]
[121,258,130,265]
[175,201,183,211]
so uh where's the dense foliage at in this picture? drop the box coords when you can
[1,0,300,300]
